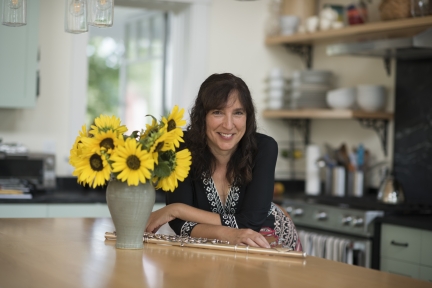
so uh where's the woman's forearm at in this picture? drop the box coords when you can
[171,203,221,226]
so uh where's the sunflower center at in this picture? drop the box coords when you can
[90,154,104,171]
[167,119,176,132]
[100,138,114,150]
[155,141,164,152]
[126,155,141,170]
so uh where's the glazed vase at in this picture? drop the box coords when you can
[106,179,155,249]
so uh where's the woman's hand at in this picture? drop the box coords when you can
[145,205,176,233]
[225,228,271,248]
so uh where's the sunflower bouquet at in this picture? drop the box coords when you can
[69,106,191,192]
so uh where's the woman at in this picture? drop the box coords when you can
[146,73,301,250]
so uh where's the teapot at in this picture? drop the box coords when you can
[377,171,405,204]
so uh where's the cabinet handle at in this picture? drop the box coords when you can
[390,240,408,247]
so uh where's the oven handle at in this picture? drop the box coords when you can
[390,240,409,247]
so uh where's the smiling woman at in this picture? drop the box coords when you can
[146,73,302,251]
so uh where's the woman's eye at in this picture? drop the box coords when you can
[212,110,221,115]
[234,111,244,115]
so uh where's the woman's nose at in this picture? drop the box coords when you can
[222,115,234,129]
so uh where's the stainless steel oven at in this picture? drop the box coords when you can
[284,199,383,268]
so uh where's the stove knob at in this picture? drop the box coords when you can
[352,217,364,227]
[293,208,304,216]
[341,216,352,225]
[316,212,327,220]
[285,206,293,214]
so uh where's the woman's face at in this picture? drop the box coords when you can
[205,91,246,157]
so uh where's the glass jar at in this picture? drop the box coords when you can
[411,0,431,17]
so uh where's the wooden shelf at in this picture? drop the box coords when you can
[266,16,432,45]
[262,109,394,120]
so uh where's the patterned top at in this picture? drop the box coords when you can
[167,133,299,250]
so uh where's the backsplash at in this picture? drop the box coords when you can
[394,58,432,206]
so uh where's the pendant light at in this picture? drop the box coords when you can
[88,0,114,28]
[65,0,88,34]
[2,0,26,27]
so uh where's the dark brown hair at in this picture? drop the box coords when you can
[185,73,257,186]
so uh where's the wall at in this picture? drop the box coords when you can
[206,0,395,186]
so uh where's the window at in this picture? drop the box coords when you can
[86,7,168,131]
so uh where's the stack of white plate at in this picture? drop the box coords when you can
[287,70,333,109]
[265,68,291,110]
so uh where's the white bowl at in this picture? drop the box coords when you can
[356,85,386,112]
[326,87,356,109]
[266,97,285,110]
[267,88,286,100]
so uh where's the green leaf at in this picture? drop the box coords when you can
[153,162,172,177]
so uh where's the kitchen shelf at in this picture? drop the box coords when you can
[263,109,393,156]
[265,16,432,46]
[262,109,393,120]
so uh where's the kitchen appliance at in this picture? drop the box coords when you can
[284,199,383,268]
[0,152,56,190]
[377,174,405,204]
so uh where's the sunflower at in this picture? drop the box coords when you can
[90,115,127,135]
[162,105,186,148]
[69,125,89,167]
[72,151,111,188]
[148,132,175,164]
[81,129,124,155]
[110,138,155,186]
[155,148,191,192]
[140,118,162,140]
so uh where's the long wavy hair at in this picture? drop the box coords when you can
[185,73,258,186]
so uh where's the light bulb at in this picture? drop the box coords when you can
[9,0,22,9]
[96,0,112,10]
[69,0,85,16]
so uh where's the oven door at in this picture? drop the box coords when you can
[297,226,372,268]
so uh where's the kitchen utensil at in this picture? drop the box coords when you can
[306,145,321,195]
[280,15,300,35]
[332,166,345,197]
[377,173,405,204]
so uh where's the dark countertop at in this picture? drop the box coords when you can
[0,177,166,204]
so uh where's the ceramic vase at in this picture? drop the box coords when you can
[106,179,155,249]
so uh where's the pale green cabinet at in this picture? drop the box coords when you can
[0,203,165,218]
[0,0,40,108]
[380,223,432,282]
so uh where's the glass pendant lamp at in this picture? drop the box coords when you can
[88,0,114,27]
[65,0,88,34]
[2,0,26,27]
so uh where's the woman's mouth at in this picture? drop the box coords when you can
[218,132,234,139]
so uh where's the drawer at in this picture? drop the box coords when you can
[380,257,420,279]
[381,224,421,264]
[421,230,432,267]
[420,266,432,283]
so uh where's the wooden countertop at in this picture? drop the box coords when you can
[0,218,429,288]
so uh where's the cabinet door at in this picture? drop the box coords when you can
[0,0,40,108]
[381,224,422,264]
[380,257,420,279]
[421,230,432,267]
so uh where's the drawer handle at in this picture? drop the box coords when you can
[390,240,408,247]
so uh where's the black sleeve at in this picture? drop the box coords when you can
[166,173,198,236]
[221,134,278,231]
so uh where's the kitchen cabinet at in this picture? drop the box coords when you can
[0,203,165,218]
[0,0,40,108]
[380,223,432,282]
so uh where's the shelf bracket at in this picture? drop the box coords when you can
[283,119,311,145]
[357,118,389,156]
[284,44,313,69]
[383,56,391,76]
